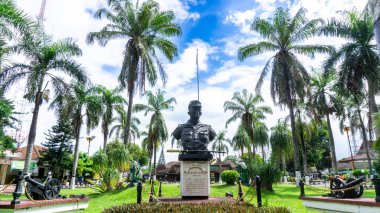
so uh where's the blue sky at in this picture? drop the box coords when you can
[8,0,369,163]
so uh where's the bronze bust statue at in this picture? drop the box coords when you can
[172,100,215,160]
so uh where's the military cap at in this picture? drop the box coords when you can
[188,100,202,109]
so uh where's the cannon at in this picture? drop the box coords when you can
[327,177,364,198]
[24,175,61,200]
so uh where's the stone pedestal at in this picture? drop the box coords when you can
[180,161,210,199]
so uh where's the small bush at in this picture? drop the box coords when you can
[288,176,295,182]
[353,169,368,177]
[221,170,240,185]
[321,174,329,180]
[103,202,291,213]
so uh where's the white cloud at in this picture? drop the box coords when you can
[165,39,216,90]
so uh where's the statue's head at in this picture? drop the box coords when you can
[188,100,202,120]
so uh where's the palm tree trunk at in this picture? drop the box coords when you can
[124,92,134,145]
[283,67,301,172]
[282,153,286,173]
[297,112,308,176]
[367,79,379,138]
[240,147,244,158]
[148,151,152,177]
[374,18,380,60]
[23,92,42,174]
[103,125,108,152]
[153,141,157,180]
[261,146,265,160]
[357,108,373,175]
[70,121,81,190]
[326,113,338,174]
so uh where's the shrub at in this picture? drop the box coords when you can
[257,162,281,191]
[288,176,296,182]
[353,169,368,177]
[221,170,240,185]
[321,174,329,180]
[102,202,291,213]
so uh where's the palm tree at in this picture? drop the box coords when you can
[270,121,293,175]
[0,31,87,173]
[134,89,176,178]
[253,122,269,160]
[366,0,380,59]
[321,10,380,137]
[93,86,125,151]
[238,8,332,172]
[224,89,272,161]
[109,105,141,142]
[231,124,250,158]
[86,0,181,145]
[336,87,373,174]
[0,0,32,67]
[211,130,230,161]
[309,71,343,174]
[51,82,102,189]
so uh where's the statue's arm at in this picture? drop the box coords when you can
[172,125,182,140]
[209,126,216,141]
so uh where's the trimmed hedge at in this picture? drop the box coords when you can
[221,170,240,185]
[102,202,291,213]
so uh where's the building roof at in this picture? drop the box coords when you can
[10,145,46,161]
[338,141,379,163]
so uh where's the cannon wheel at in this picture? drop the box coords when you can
[346,178,364,198]
[330,178,346,198]
[43,179,61,200]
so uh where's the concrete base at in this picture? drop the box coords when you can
[0,198,90,213]
[180,161,210,198]
[301,196,380,213]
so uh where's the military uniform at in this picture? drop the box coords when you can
[172,120,216,151]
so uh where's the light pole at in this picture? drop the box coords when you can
[86,136,96,155]
[344,127,355,171]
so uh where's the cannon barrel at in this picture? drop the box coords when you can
[343,177,364,189]
[24,175,45,189]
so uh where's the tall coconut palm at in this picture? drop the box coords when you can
[309,71,343,174]
[51,82,102,189]
[231,124,250,158]
[253,122,269,160]
[93,86,125,151]
[270,121,293,175]
[211,130,230,161]
[134,89,176,178]
[109,105,141,142]
[238,8,332,172]
[87,0,181,145]
[0,31,87,173]
[224,89,272,161]
[321,10,380,138]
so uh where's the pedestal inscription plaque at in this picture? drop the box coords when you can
[181,161,210,198]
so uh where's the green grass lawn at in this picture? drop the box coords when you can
[0,183,376,213]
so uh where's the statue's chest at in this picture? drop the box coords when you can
[181,125,209,141]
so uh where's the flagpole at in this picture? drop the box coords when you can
[196,49,199,101]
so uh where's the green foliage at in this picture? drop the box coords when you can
[321,174,329,180]
[106,140,130,172]
[103,202,290,213]
[41,117,74,177]
[353,169,369,177]
[76,152,93,178]
[250,161,281,191]
[0,97,17,157]
[127,143,149,166]
[224,155,240,163]
[221,170,240,185]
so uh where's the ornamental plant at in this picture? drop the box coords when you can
[221,170,240,185]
